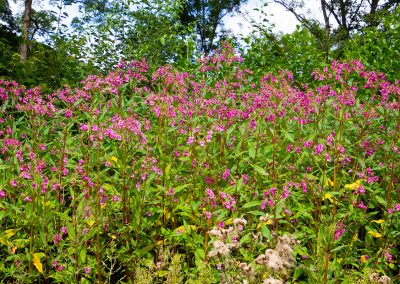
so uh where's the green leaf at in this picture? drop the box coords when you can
[165,163,171,179]
[282,130,295,142]
[140,244,155,254]
[241,201,262,209]
[293,267,305,280]
[160,37,165,45]
[80,248,87,263]
[0,164,11,170]
[54,211,72,221]
[331,245,347,252]
[156,270,169,277]
[260,224,271,240]
[240,233,250,245]
[248,143,256,159]
[173,184,192,195]
[375,196,386,206]
[195,248,205,260]
[251,164,268,176]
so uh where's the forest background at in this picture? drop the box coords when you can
[1,0,399,87]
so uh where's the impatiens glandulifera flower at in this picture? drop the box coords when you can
[0,45,398,282]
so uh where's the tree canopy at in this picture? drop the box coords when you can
[0,0,399,87]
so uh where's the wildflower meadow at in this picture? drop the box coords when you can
[0,45,399,283]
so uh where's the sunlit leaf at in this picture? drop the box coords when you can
[32,253,43,273]
[323,193,334,203]
[325,177,334,187]
[256,220,272,229]
[368,230,382,238]
[360,255,368,263]
[10,246,17,254]
[344,180,362,190]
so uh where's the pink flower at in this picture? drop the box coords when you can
[281,189,290,199]
[314,144,324,155]
[65,109,72,118]
[187,136,194,145]
[206,130,213,142]
[242,174,248,185]
[385,252,393,261]
[53,233,62,245]
[357,185,365,194]
[301,180,307,193]
[357,201,367,210]
[24,196,32,203]
[334,222,346,240]
[206,188,215,200]
[222,169,230,180]
[303,140,312,148]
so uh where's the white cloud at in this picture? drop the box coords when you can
[224,0,299,36]
[9,0,81,28]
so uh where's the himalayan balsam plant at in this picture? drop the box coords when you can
[0,44,398,283]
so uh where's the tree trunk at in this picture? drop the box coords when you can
[201,0,207,55]
[20,0,33,62]
[320,0,330,60]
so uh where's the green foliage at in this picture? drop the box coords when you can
[0,0,16,32]
[343,7,400,82]
[179,0,247,54]
[70,0,194,72]
[243,28,326,84]
[0,35,93,88]
[0,1,94,88]
[271,0,400,58]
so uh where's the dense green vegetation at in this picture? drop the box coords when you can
[0,1,399,283]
